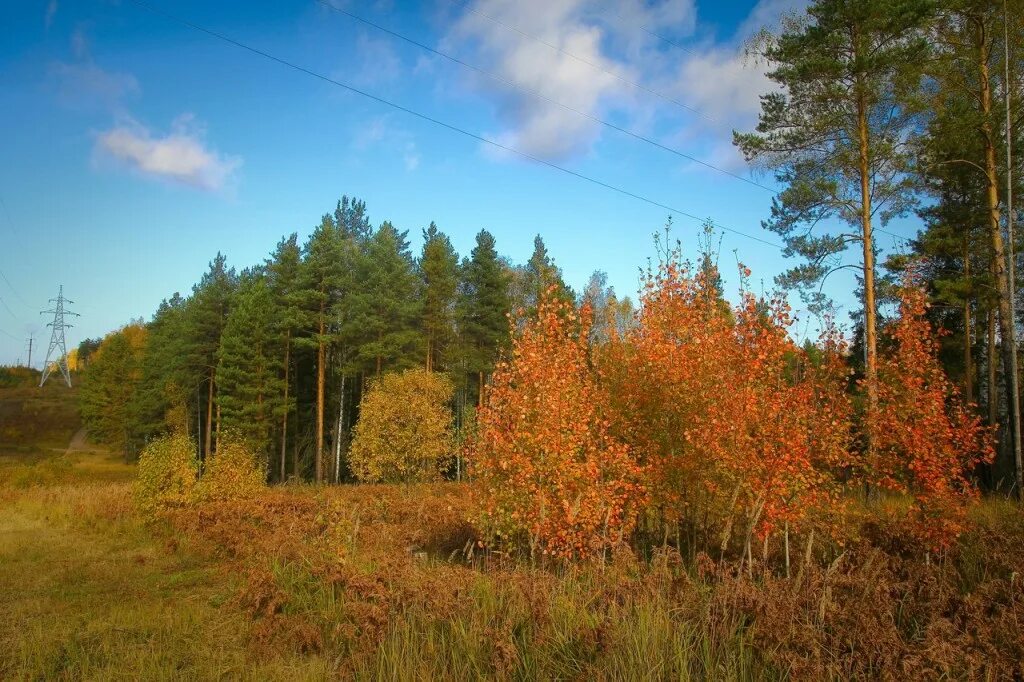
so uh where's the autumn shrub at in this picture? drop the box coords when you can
[598,245,852,555]
[348,368,455,483]
[866,272,993,549]
[133,430,198,518]
[194,431,266,502]
[472,293,645,559]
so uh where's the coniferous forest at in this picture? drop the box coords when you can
[77,196,591,482]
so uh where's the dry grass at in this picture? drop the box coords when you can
[0,382,81,451]
[0,453,330,680]
[3,440,1022,680]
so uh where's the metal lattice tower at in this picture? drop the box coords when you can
[39,285,79,388]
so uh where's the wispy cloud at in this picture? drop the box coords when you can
[49,60,139,112]
[444,0,798,170]
[353,32,402,85]
[48,24,139,113]
[447,0,644,161]
[45,0,58,30]
[352,115,420,172]
[95,115,242,191]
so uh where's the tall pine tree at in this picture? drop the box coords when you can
[734,0,931,416]
[217,275,284,462]
[297,215,345,483]
[266,233,302,481]
[457,230,511,405]
[188,253,236,459]
[419,222,459,372]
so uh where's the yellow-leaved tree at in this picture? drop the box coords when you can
[195,431,266,502]
[134,431,198,519]
[348,369,454,483]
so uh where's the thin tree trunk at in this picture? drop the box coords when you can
[205,369,214,459]
[478,371,485,408]
[989,303,998,428]
[980,35,1022,488]
[316,315,326,484]
[964,247,974,405]
[335,373,345,484]
[292,396,300,480]
[280,333,290,483]
[856,84,879,424]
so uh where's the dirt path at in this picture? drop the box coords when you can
[65,426,89,454]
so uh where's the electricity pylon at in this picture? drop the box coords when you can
[39,285,79,388]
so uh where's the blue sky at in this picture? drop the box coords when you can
[0,0,916,366]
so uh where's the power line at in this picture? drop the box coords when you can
[127,0,920,275]
[0,294,15,319]
[318,1,774,193]
[0,327,18,342]
[441,1,921,248]
[126,0,783,249]
[597,1,700,57]
[0,192,31,311]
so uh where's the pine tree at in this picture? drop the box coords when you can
[188,253,236,459]
[335,195,373,241]
[297,215,345,483]
[419,222,459,371]
[137,292,198,439]
[347,221,422,374]
[266,233,302,482]
[457,230,511,405]
[907,0,1024,489]
[80,324,147,459]
[734,0,931,415]
[217,275,283,462]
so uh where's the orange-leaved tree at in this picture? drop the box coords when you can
[867,269,993,549]
[471,291,645,559]
[599,242,851,555]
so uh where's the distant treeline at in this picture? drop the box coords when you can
[77,196,631,480]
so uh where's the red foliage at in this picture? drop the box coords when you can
[470,293,645,559]
[866,270,994,549]
[600,247,852,541]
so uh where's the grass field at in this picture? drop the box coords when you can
[2,438,1022,680]
[0,447,333,680]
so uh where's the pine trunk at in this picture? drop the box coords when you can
[979,37,1022,490]
[964,248,974,405]
[856,81,879,459]
[205,369,214,459]
[989,303,998,428]
[280,334,290,482]
[316,316,326,484]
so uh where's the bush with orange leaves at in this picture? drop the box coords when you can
[599,244,852,554]
[866,271,993,550]
[471,294,645,559]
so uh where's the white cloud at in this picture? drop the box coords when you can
[70,24,90,59]
[444,0,798,171]
[663,0,804,168]
[45,0,58,30]
[95,115,241,191]
[49,60,139,111]
[447,0,642,161]
[351,115,420,172]
[353,32,402,85]
[403,143,421,171]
